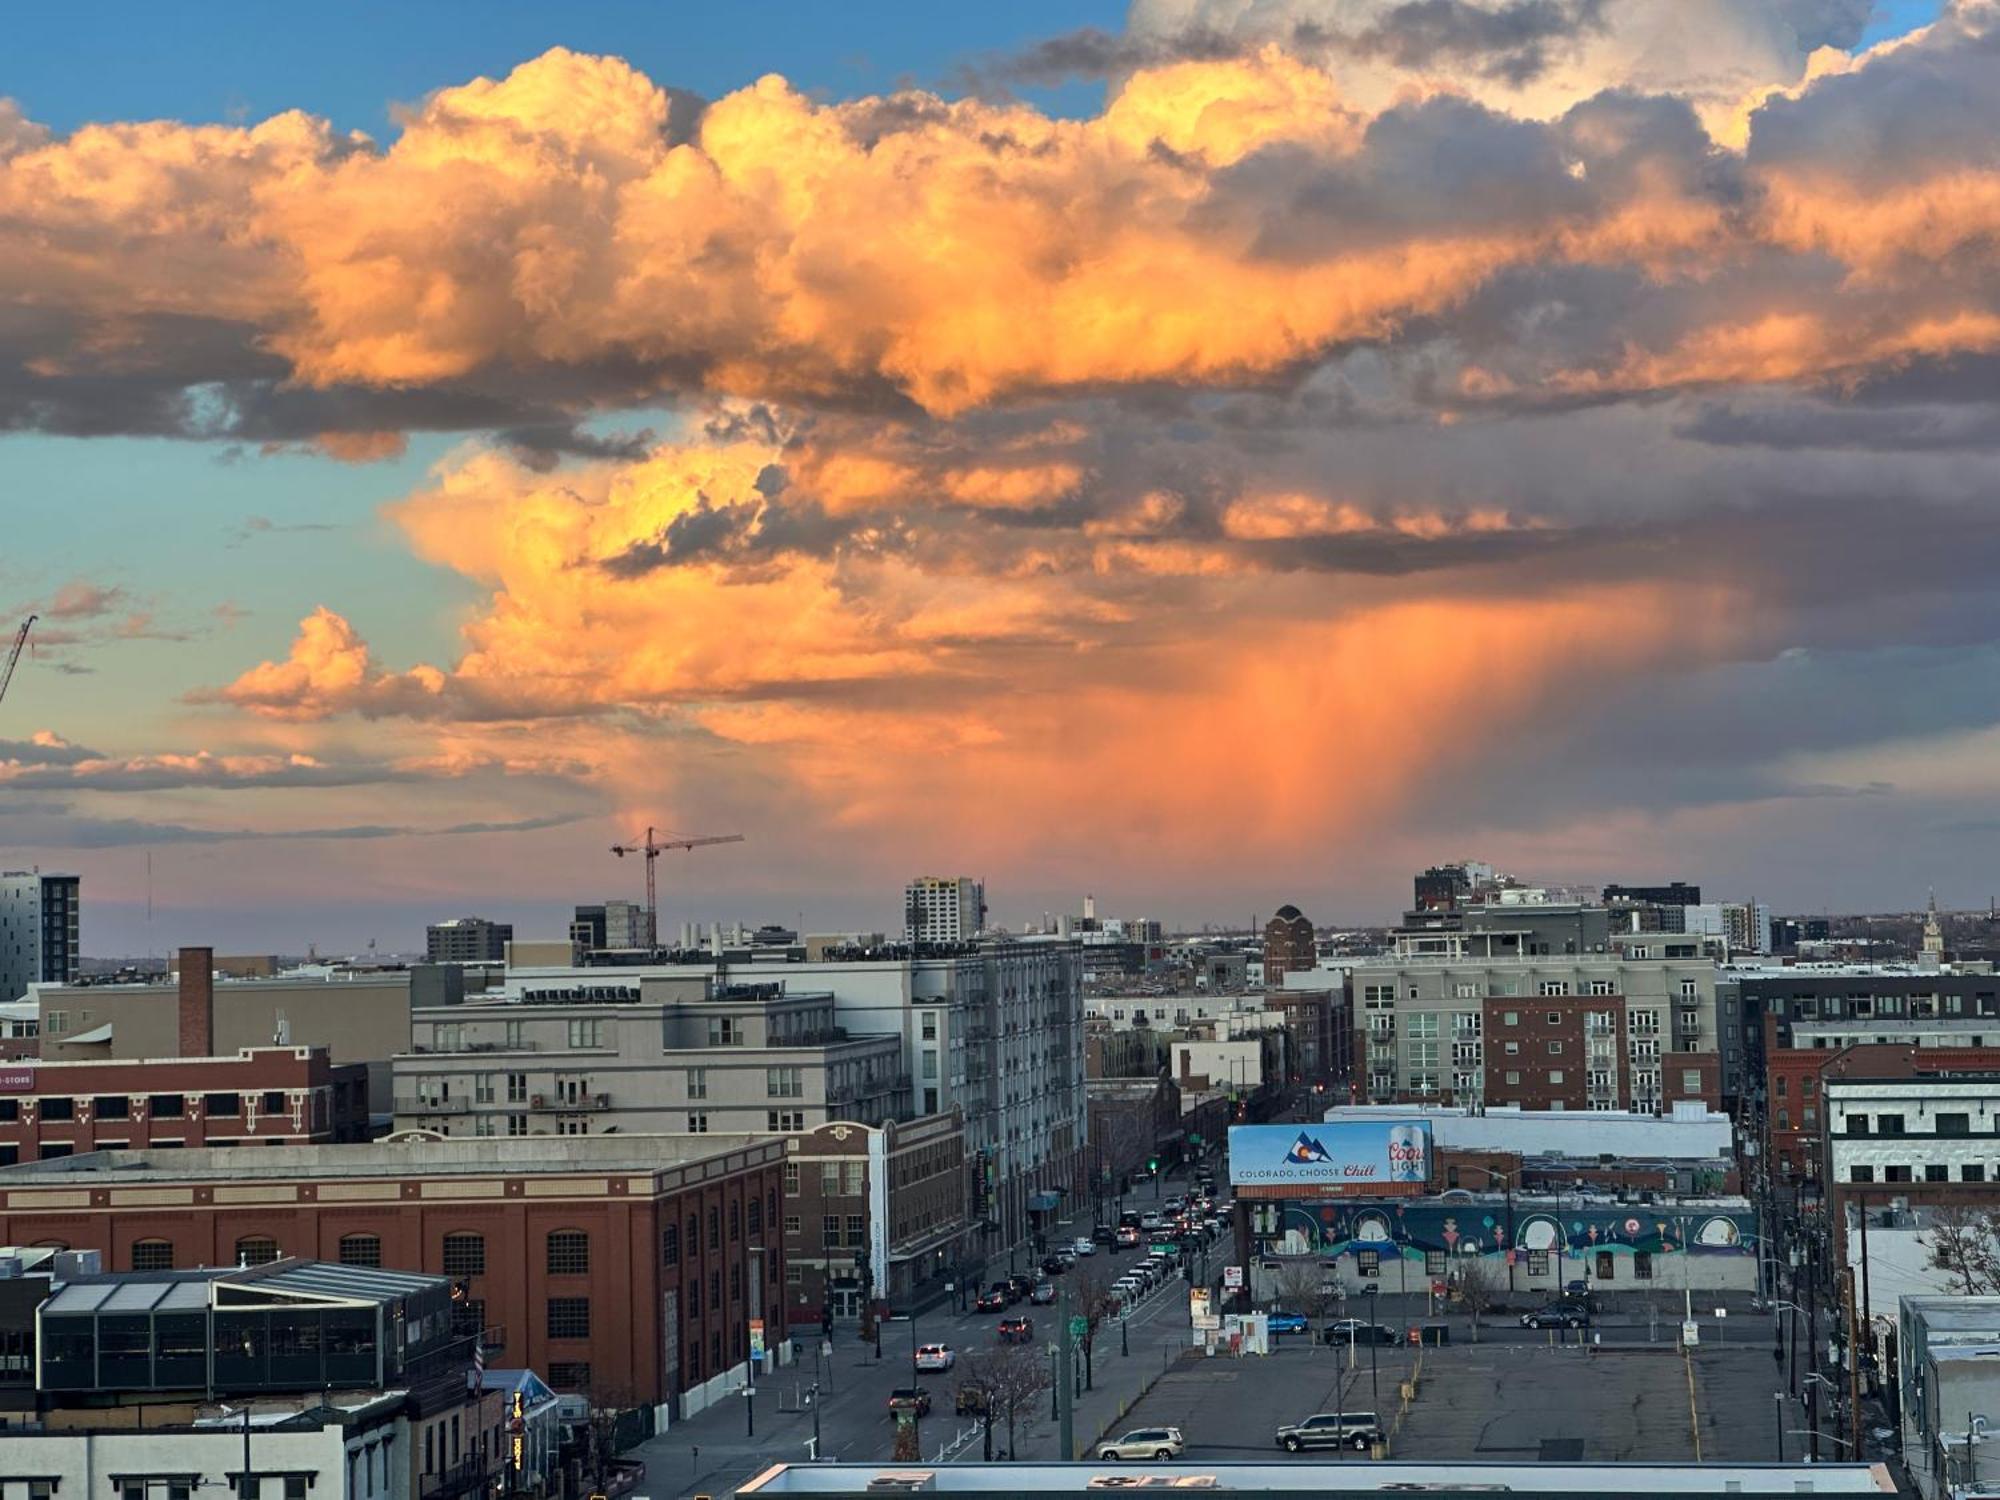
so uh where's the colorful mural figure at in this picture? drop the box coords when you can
[1255,1198,1759,1263]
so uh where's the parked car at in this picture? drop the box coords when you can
[1322,1319,1398,1347]
[1030,1281,1057,1305]
[1267,1311,1310,1336]
[955,1385,989,1416]
[1521,1303,1590,1329]
[998,1315,1033,1344]
[1276,1411,1382,1452]
[914,1343,955,1372]
[888,1387,932,1418]
[1096,1426,1187,1461]
[1092,1225,1118,1246]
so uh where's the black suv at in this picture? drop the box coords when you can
[1092,1225,1118,1246]
[1520,1301,1590,1329]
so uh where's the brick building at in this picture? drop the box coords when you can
[779,1111,969,1325]
[0,1046,369,1163]
[0,1135,786,1412]
[1766,1041,2000,1183]
[1267,987,1350,1091]
[1261,905,1317,989]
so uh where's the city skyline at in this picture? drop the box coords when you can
[8,0,1997,952]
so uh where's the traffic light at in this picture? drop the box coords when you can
[1146,1157,1159,1173]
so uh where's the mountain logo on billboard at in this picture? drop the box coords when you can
[1284,1132,1334,1164]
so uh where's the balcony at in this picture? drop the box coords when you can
[395,1096,470,1114]
[530,1092,612,1110]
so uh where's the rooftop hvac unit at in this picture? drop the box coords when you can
[865,1474,937,1493]
[53,1250,101,1279]
[0,1258,20,1279]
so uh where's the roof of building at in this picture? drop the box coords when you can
[0,1133,782,1185]
[40,1257,445,1317]
[1321,1103,1732,1160]
[733,1462,1894,1496]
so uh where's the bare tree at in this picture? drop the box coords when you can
[1454,1256,1499,1341]
[1071,1264,1121,1389]
[1272,1256,1336,1352]
[1922,1205,2000,1296]
[956,1343,1049,1461]
[582,1377,643,1492]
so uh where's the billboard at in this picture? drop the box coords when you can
[1227,1120,1433,1195]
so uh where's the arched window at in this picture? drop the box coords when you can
[729,1202,741,1242]
[234,1235,279,1267]
[131,1239,174,1272]
[338,1233,382,1268]
[441,1232,486,1277]
[546,1229,589,1275]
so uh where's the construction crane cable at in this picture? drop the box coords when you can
[0,615,36,708]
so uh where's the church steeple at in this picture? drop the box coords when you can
[1922,888,1945,959]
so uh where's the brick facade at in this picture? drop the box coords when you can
[0,1136,786,1410]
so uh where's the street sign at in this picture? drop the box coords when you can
[1068,1315,1089,1339]
[1223,1266,1244,1290]
[1681,1320,1700,1347]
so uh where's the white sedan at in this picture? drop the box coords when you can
[1072,1236,1097,1256]
[914,1343,956,1372]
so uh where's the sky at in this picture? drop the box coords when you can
[2,0,1992,957]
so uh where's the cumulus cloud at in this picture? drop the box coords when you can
[206,605,448,719]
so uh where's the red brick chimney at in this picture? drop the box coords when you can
[177,947,214,1056]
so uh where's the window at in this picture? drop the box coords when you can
[1926,1164,1950,1183]
[442,1232,486,1277]
[686,1111,709,1132]
[506,1073,528,1103]
[547,1361,591,1390]
[729,1263,741,1301]
[339,1233,382,1268]
[1937,1112,1971,1137]
[846,1214,866,1247]
[547,1230,590,1275]
[1595,1250,1614,1281]
[1885,1164,1914,1183]
[1504,1071,1521,1085]
[1539,982,1568,997]
[507,1113,527,1136]
[1965,1165,1987,1183]
[95,1095,130,1119]
[39,1097,73,1120]
[843,1162,865,1195]
[1681,1070,1702,1094]
[262,1091,285,1114]
[131,1239,175,1271]
[1634,1252,1653,1280]
[1548,1070,1565,1084]
[1503,1012,1519,1026]
[707,1017,741,1046]
[822,1215,840,1248]
[235,1235,279,1267]
[567,1018,604,1049]
[709,1271,721,1311]
[1588,980,1615,996]
[767,1110,804,1132]
[708,1206,720,1250]
[729,1202,742,1242]
[784,1215,801,1235]
[546,1297,591,1339]
[1878,1113,1906,1136]
[1848,1113,1869,1134]
[149,1093,186,1118]
[747,1198,762,1236]
[1546,1041,1563,1055]
[504,1020,525,1050]
[1850,1165,1874,1183]
[452,1295,485,1339]
[783,1160,799,1193]
[1503,1041,1519,1055]
[1679,979,1699,999]
[687,1067,708,1100]
[820,1163,841,1195]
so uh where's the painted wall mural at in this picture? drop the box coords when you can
[1257,1198,1757,1264]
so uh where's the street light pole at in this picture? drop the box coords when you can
[1774,1393,1784,1463]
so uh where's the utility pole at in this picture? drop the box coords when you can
[1843,1268,1861,1461]
[1057,1284,1075,1460]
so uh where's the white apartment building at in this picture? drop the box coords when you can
[0,870,78,1005]
[903,876,985,943]
[1346,954,1720,1111]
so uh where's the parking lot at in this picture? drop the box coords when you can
[1094,1324,1791,1465]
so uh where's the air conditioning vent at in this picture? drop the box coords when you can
[866,1474,937,1493]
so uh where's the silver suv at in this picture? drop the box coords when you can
[1276,1411,1382,1452]
[1097,1426,1187,1461]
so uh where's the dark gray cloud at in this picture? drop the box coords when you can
[0,736,100,766]
[0,804,587,849]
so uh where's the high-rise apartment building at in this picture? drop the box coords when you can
[424,915,513,963]
[903,876,985,943]
[0,871,79,1004]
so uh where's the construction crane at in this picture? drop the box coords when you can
[610,828,744,946]
[0,616,35,709]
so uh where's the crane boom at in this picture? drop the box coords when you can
[0,616,35,708]
[609,828,745,947]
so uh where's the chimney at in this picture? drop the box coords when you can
[178,947,214,1056]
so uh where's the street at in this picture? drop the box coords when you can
[631,1193,1206,1497]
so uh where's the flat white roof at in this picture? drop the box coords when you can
[1321,1104,1732,1160]
[736,1462,1894,1495]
